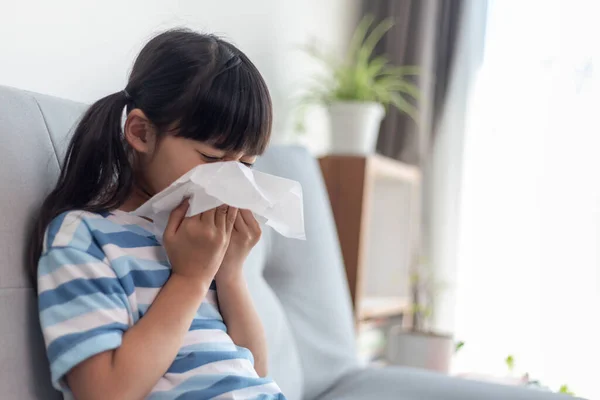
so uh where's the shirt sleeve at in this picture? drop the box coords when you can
[37,215,131,391]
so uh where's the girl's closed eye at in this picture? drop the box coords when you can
[199,152,225,163]
[199,152,254,168]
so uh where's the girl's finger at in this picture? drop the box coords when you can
[202,207,217,225]
[233,210,248,233]
[239,209,260,232]
[215,204,229,230]
[226,207,238,234]
[164,200,189,237]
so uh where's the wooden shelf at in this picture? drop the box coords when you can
[369,154,421,182]
[319,154,421,325]
[320,154,421,184]
[359,296,410,321]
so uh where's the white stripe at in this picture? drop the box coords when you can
[52,213,83,247]
[136,287,160,305]
[45,308,129,343]
[127,292,138,324]
[136,287,216,309]
[51,211,105,247]
[107,210,154,227]
[182,329,233,347]
[151,359,257,393]
[212,382,282,399]
[103,243,168,262]
[76,210,105,219]
[205,290,218,307]
[38,262,115,293]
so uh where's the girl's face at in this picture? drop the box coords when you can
[124,110,257,202]
[144,135,257,194]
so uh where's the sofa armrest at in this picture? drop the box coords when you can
[319,367,583,400]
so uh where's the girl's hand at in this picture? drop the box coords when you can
[216,209,261,284]
[163,200,238,285]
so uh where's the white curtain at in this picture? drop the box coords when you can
[452,0,600,398]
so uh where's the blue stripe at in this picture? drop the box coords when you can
[85,241,106,260]
[137,301,222,320]
[189,318,227,332]
[167,350,253,374]
[174,376,273,400]
[237,345,254,365]
[85,217,127,233]
[129,269,170,288]
[137,303,150,317]
[111,256,170,277]
[39,277,131,311]
[46,322,128,363]
[40,292,129,327]
[147,375,225,400]
[86,217,156,238]
[178,342,238,354]
[38,247,106,277]
[93,230,159,248]
[46,212,68,249]
[250,395,286,400]
[121,224,156,238]
[196,302,223,320]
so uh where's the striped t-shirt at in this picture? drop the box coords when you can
[37,209,286,400]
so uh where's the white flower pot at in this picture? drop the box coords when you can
[328,101,385,154]
[386,327,454,373]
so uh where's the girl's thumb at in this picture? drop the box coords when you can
[165,199,189,237]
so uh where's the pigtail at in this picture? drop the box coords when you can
[28,91,133,282]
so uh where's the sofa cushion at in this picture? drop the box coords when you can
[0,85,64,398]
[255,147,359,400]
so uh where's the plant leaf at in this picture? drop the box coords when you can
[385,80,422,101]
[358,17,395,65]
[390,92,419,123]
[559,385,574,395]
[505,355,515,371]
[346,15,375,64]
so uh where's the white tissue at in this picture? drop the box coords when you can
[132,161,305,240]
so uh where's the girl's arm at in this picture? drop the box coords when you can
[67,275,210,400]
[215,209,268,377]
[216,275,268,377]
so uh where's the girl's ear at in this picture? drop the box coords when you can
[124,109,158,155]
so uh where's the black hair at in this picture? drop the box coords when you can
[28,29,272,281]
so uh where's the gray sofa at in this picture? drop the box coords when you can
[0,85,576,400]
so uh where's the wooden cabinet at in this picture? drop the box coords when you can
[319,155,421,323]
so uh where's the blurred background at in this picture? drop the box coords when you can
[1,0,598,398]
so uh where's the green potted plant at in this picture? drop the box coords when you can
[386,256,455,372]
[299,15,420,154]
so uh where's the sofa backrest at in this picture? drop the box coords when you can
[0,85,358,400]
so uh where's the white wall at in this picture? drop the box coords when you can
[0,0,360,150]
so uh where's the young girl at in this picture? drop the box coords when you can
[30,29,286,400]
